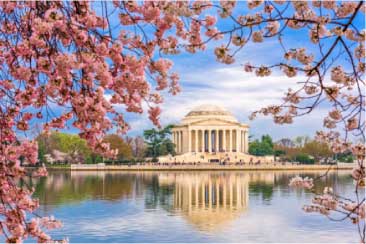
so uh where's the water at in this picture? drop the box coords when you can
[27,170,360,242]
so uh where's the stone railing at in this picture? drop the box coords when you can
[68,163,355,171]
[70,163,105,170]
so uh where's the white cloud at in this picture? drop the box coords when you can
[125,65,326,140]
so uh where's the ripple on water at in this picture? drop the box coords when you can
[29,170,361,243]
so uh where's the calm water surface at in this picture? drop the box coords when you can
[28,170,360,242]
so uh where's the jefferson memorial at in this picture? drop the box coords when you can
[159,104,273,163]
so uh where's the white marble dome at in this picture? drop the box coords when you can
[181,104,238,124]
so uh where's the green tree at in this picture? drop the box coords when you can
[249,135,274,156]
[336,151,355,163]
[262,135,274,148]
[274,149,286,157]
[55,133,91,158]
[294,153,315,164]
[143,125,175,160]
[249,183,274,201]
[36,132,92,164]
[36,134,48,163]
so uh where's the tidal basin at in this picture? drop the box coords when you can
[30,170,359,243]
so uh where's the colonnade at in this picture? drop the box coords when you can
[172,130,184,153]
[172,128,248,154]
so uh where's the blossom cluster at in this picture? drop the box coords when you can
[302,189,365,225]
[288,176,314,189]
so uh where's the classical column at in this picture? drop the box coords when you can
[179,131,182,153]
[229,129,232,152]
[174,132,178,150]
[239,130,242,152]
[236,129,240,152]
[176,132,179,153]
[223,129,226,152]
[208,129,212,153]
[195,130,197,153]
[243,130,245,152]
[172,132,175,151]
[181,131,183,153]
[178,131,182,153]
[188,129,192,152]
[239,130,241,152]
[201,130,205,152]
[215,129,220,152]
[244,130,249,153]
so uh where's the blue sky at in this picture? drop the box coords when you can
[107,1,365,141]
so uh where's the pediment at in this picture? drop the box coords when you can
[188,118,240,126]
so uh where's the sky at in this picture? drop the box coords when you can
[112,1,365,142]
[20,1,364,142]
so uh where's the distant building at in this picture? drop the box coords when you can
[159,105,273,163]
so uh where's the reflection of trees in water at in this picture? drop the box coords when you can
[31,170,355,213]
[32,171,138,207]
[144,174,175,210]
[230,171,352,203]
[271,171,354,199]
[249,183,274,201]
[273,171,351,187]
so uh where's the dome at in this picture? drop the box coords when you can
[181,104,238,124]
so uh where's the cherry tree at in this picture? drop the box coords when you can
[0,0,364,242]
[205,1,365,239]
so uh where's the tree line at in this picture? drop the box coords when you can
[249,135,354,164]
[37,132,144,164]
[36,125,175,165]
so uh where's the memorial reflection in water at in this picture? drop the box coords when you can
[159,173,250,230]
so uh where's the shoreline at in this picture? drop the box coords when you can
[44,163,355,171]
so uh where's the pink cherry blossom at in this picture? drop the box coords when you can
[289,176,314,189]
[328,109,342,121]
[244,63,253,72]
[252,31,263,42]
[282,65,297,77]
